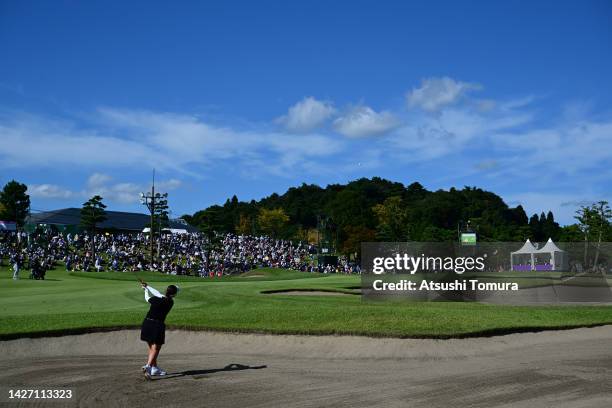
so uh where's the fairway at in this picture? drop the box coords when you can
[2,267,612,340]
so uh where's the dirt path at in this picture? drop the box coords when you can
[1,327,612,407]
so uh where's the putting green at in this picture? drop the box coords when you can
[2,266,612,339]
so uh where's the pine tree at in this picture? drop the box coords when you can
[81,195,107,262]
[0,180,30,227]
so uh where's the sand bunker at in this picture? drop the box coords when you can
[1,326,612,407]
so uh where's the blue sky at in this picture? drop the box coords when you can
[1,0,611,224]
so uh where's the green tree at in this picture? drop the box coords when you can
[341,225,376,259]
[0,180,30,227]
[542,211,561,241]
[257,208,289,238]
[186,177,548,245]
[559,224,583,242]
[236,213,254,235]
[529,213,544,242]
[420,225,456,242]
[591,201,612,270]
[574,205,596,268]
[81,195,108,231]
[81,195,107,261]
[372,196,409,241]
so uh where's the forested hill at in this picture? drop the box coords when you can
[183,178,584,252]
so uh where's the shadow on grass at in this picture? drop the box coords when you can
[149,363,267,381]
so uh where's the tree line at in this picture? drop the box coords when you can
[0,178,610,259]
[182,177,611,256]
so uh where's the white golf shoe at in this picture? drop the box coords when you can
[150,366,167,376]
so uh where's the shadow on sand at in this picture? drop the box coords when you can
[150,363,267,380]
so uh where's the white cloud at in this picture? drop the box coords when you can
[388,107,532,161]
[0,115,165,169]
[2,88,611,216]
[27,184,75,199]
[87,172,112,188]
[561,199,596,208]
[491,120,612,173]
[157,178,182,190]
[476,99,496,112]
[276,97,336,132]
[27,173,185,205]
[90,182,142,204]
[499,96,537,111]
[333,106,399,137]
[98,108,343,175]
[407,77,481,112]
[0,109,344,178]
[85,174,183,204]
[475,160,499,171]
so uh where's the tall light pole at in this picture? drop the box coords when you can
[140,169,168,270]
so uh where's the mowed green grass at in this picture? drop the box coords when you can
[1,266,612,339]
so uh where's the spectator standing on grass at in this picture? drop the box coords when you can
[12,254,20,280]
[30,259,38,279]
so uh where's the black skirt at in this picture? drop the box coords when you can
[140,318,166,345]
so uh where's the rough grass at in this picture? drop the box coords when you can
[2,266,612,340]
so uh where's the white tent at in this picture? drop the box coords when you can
[535,238,567,271]
[142,227,189,235]
[510,239,538,271]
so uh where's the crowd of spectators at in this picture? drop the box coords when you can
[0,230,361,279]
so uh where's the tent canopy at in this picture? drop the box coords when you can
[511,239,538,255]
[538,238,564,254]
[511,238,567,271]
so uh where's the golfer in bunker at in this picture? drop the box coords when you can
[139,279,179,377]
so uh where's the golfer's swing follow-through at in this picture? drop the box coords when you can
[138,278,179,379]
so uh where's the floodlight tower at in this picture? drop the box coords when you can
[140,169,168,270]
